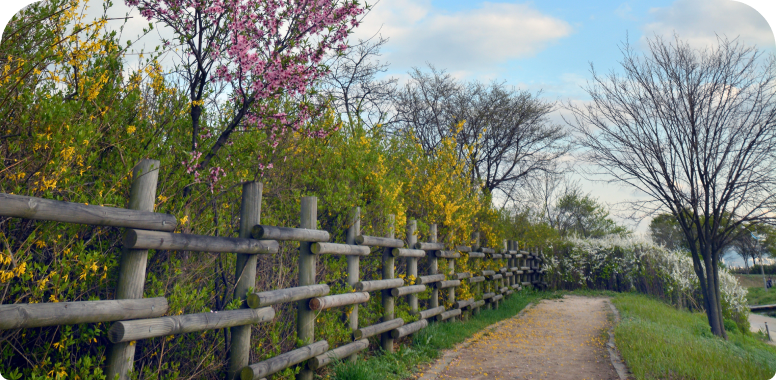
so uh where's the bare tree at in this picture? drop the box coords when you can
[392,66,571,200]
[316,35,398,129]
[565,35,776,338]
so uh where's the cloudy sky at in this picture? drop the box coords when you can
[1,0,775,261]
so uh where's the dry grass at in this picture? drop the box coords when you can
[735,274,769,289]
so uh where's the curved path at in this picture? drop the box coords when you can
[417,296,625,380]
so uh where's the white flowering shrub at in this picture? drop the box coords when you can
[546,235,748,326]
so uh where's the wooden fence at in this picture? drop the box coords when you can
[0,159,547,380]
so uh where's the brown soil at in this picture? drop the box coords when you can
[426,296,620,380]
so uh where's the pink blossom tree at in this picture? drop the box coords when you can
[125,0,364,192]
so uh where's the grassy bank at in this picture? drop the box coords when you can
[327,290,541,380]
[612,293,776,380]
[735,274,769,289]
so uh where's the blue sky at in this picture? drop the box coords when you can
[1,0,775,262]
[347,0,775,262]
[351,0,774,97]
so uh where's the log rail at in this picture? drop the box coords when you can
[0,161,547,380]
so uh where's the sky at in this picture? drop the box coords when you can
[1,0,775,264]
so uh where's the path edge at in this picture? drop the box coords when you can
[416,302,536,380]
[605,300,630,380]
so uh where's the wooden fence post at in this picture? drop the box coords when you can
[381,214,396,352]
[429,224,439,310]
[346,207,360,362]
[447,232,455,320]
[297,197,317,380]
[407,220,418,313]
[473,231,481,315]
[513,240,518,287]
[227,182,263,379]
[106,159,160,380]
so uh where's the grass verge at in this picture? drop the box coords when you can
[326,289,541,380]
[612,293,776,380]
[746,287,776,309]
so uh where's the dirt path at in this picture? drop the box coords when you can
[420,296,623,380]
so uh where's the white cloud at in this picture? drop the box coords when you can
[643,0,775,50]
[615,3,635,21]
[353,1,572,77]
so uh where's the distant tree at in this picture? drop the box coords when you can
[551,189,629,238]
[649,213,687,251]
[565,35,776,338]
[391,65,570,201]
[728,224,776,272]
[317,35,398,129]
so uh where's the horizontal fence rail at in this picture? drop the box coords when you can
[0,158,547,380]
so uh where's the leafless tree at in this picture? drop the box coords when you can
[316,35,398,129]
[391,65,571,201]
[564,35,776,338]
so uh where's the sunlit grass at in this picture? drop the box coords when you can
[612,293,776,380]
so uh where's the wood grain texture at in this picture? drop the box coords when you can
[416,306,445,319]
[124,229,278,254]
[309,292,369,311]
[390,248,426,257]
[468,276,485,283]
[436,309,461,321]
[311,242,370,256]
[308,340,369,369]
[455,245,472,252]
[454,272,471,280]
[390,319,428,339]
[434,250,460,258]
[107,159,161,380]
[416,274,445,285]
[352,318,404,339]
[229,181,263,380]
[109,307,274,343]
[435,280,461,289]
[414,242,445,250]
[0,298,167,330]
[355,278,403,292]
[468,252,486,258]
[391,285,426,297]
[453,299,474,309]
[481,248,495,254]
[481,270,496,276]
[247,285,330,309]
[241,340,329,380]
[0,193,176,231]
[354,235,404,247]
[251,225,329,242]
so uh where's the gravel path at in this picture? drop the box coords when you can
[418,296,624,380]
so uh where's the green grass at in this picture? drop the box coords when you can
[327,290,541,380]
[747,287,776,307]
[612,293,776,380]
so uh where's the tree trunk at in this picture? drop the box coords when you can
[703,253,725,338]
